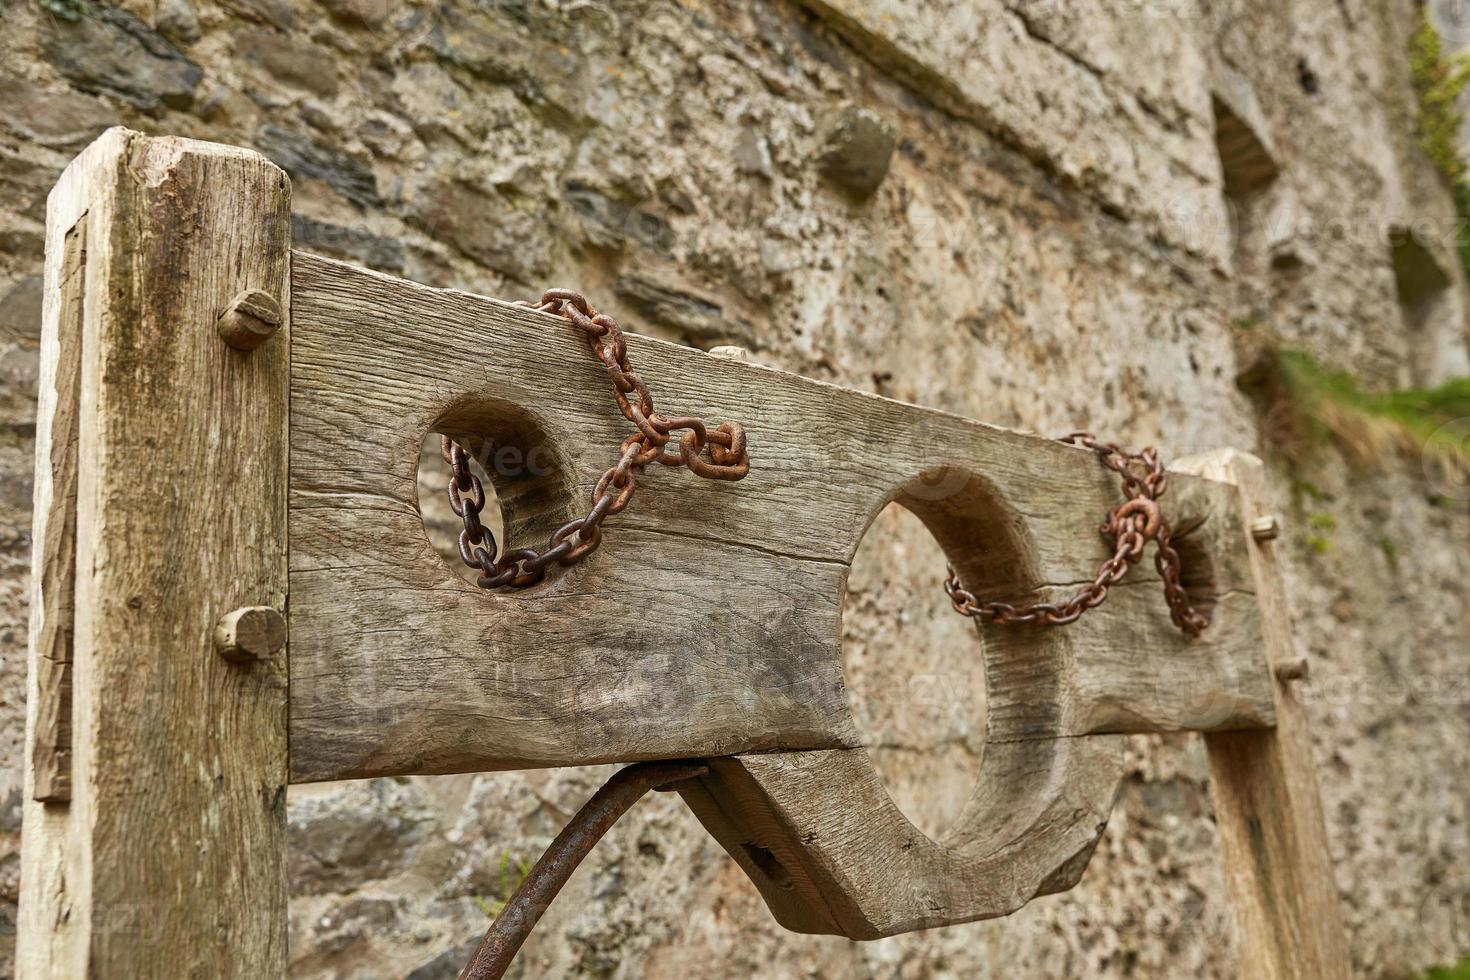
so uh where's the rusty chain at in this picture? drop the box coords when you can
[442,291,1204,634]
[443,288,749,591]
[943,432,1211,636]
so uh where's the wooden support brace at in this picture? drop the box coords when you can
[1174,450,1351,980]
[19,129,291,977]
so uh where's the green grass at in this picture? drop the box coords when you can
[1425,961,1470,980]
[1274,348,1470,445]
[1410,14,1470,183]
[1305,510,1337,554]
[473,851,535,919]
[1239,342,1470,484]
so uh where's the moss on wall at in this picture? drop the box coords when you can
[1410,12,1470,280]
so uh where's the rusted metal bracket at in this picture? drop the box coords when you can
[459,762,708,980]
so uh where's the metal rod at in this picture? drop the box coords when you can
[458,760,709,980]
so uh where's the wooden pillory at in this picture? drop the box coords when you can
[20,130,1350,977]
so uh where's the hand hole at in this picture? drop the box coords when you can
[842,501,988,841]
[1168,525,1219,622]
[416,399,576,591]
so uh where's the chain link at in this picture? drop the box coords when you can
[444,297,1203,633]
[943,432,1211,636]
[443,289,749,591]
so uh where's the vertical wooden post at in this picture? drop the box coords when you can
[19,128,291,977]
[1174,450,1351,980]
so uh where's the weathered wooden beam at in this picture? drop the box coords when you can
[18,129,291,977]
[287,252,1274,783]
[1173,450,1351,980]
[680,451,1346,943]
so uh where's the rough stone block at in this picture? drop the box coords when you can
[257,126,381,209]
[403,178,552,282]
[317,0,392,29]
[238,30,342,99]
[41,6,201,113]
[288,780,432,895]
[0,75,115,152]
[292,215,406,272]
[614,274,755,347]
[0,278,43,345]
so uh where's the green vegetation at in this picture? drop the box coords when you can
[1291,476,1327,502]
[1239,342,1470,485]
[1425,961,1470,980]
[1306,510,1337,554]
[1410,15,1470,182]
[1410,13,1470,279]
[474,851,536,919]
[1241,10,1470,492]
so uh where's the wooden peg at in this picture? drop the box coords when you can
[215,606,288,662]
[218,289,283,350]
[1274,654,1310,682]
[1250,513,1280,541]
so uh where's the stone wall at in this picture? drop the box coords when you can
[1,0,1468,976]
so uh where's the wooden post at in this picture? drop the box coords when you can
[19,129,291,977]
[1174,450,1351,980]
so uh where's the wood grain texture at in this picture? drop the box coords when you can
[288,252,1275,783]
[18,129,291,978]
[29,214,85,805]
[679,736,1124,937]
[17,130,109,979]
[1173,450,1351,980]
